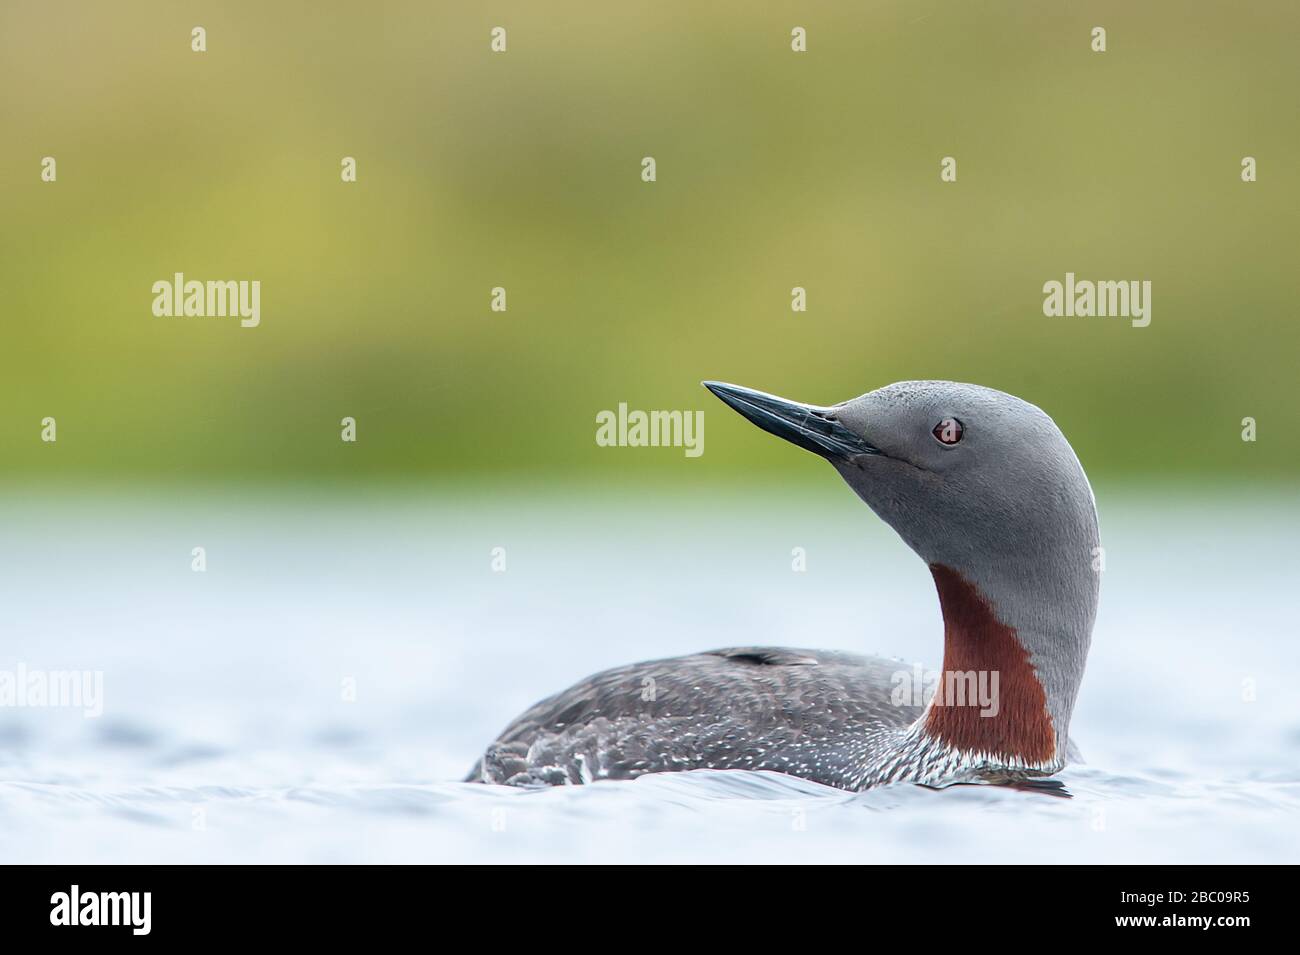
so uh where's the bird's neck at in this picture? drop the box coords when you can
[918,564,1061,773]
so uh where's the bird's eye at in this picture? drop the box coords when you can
[932,418,963,445]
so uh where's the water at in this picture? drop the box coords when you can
[2,485,1297,863]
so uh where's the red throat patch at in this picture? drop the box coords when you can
[924,564,1056,764]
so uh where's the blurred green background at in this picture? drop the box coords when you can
[2,1,1296,487]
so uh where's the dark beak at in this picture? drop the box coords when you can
[703,381,880,460]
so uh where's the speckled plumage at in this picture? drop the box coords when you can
[466,647,921,789]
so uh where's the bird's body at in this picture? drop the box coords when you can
[467,379,1100,792]
[467,647,920,789]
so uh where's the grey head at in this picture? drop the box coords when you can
[704,379,1099,782]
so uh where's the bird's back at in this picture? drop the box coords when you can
[467,647,922,790]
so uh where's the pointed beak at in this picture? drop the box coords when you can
[703,381,881,460]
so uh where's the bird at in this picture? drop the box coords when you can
[466,380,1099,792]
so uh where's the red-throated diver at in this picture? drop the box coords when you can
[467,380,1099,791]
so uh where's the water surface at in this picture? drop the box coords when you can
[1,486,1296,863]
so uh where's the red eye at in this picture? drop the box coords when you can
[933,418,963,445]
